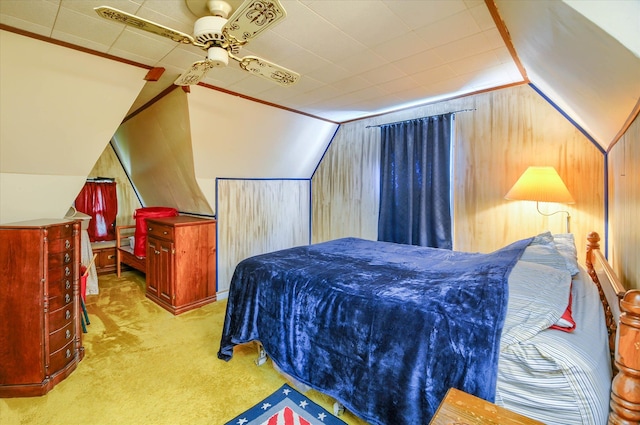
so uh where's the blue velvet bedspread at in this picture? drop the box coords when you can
[218,237,531,424]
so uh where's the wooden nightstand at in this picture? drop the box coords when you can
[91,241,117,275]
[430,388,544,425]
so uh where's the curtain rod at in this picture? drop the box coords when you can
[86,177,115,182]
[365,108,476,128]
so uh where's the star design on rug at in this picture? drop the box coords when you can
[261,402,272,410]
[318,412,327,421]
[299,400,308,409]
[283,388,291,396]
[236,418,248,425]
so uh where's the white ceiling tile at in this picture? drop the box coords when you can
[50,29,112,53]
[55,6,124,47]
[337,49,386,76]
[359,62,409,85]
[393,49,445,75]
[372,31,434,63]
[0,15,53,37]
[306,63,351,84]
[375,77,420,96]
[449,51,500,76]
[1,0,59,35]
[110,28,176,62]
[305,1,410,49]
[158,44,205,68]
[484,28,506,50]
[468,2,497,31]
[384,0,467,30]
[434,33,493,64]
[410,64,457,87]
[415,10,481,48]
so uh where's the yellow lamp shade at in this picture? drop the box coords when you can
[505,166,574,204]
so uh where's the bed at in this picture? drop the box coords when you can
[115,225,146,276]
[218,232,638,424]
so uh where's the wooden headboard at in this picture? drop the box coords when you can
[585,232,639,424]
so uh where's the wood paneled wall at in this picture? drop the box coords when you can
[312,84,605,256]
[216,179,311,294]
[312,124,380,243]
[608,114,639,290]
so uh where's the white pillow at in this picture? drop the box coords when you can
[502,261,572,349]
[520,244,567,273]
[553,233,580,276]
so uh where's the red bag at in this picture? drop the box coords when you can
[133,207,178,257]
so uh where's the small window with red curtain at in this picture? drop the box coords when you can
[74,178,118,242]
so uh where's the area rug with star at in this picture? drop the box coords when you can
[224,383,348,425]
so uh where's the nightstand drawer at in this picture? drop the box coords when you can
[147,222,174,241]
[430,388,543,425]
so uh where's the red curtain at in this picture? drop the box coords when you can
[75,181,118,242]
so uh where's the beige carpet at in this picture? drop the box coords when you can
[0,271,369,425]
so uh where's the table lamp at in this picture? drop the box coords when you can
[505,166,574,232]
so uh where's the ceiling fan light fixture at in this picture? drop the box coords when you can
[206,0,233,18]
[193,15,226,45]
[207,46,229,67]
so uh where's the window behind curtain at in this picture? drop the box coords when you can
[74,180,118,242]
[377,114,453,248]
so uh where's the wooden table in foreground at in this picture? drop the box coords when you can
[430,388,544,425]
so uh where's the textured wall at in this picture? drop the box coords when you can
[0,30,147,224]
[608,114,639,290]
[113,89,213,216]
[87,144,142,227]
[311,124,380,243]
[216,179,311,294]
[312,84,605,256]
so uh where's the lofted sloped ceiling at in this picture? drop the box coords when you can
[494,0,640,151]
[0,0,638,151]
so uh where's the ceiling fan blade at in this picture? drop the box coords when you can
[236,56,299,86]
[174,60,217,86]
[94,6,206,48]
[223,0,287,45]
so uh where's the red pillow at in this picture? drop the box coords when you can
[550,285,576,332]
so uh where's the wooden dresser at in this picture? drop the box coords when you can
[0,219,84,397]
[145,216,216,315]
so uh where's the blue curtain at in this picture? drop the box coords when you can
[378,114,453,248]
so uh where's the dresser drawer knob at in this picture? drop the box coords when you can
[65,280,71,289]
[65,267,71,277]
[108,254,115,260]
[65,294,71,304]
[163,231,168,235]
[65,329,71,339]
[66,349,71,359]
[64,253,71,263]
[65,240,71,249]
[65,310,71,320]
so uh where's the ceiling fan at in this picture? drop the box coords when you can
[95,0,300,87]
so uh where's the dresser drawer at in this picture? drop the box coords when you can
[147,222,174,241]
[48,264,73,283]
[48,236,74,254]
[49,288,73,311]
[49,321,74,353]
[49,340,75,373]
[48,250,74,269]
[49,304,73,328]
[48,276,73,299]
[46,223,74,240]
